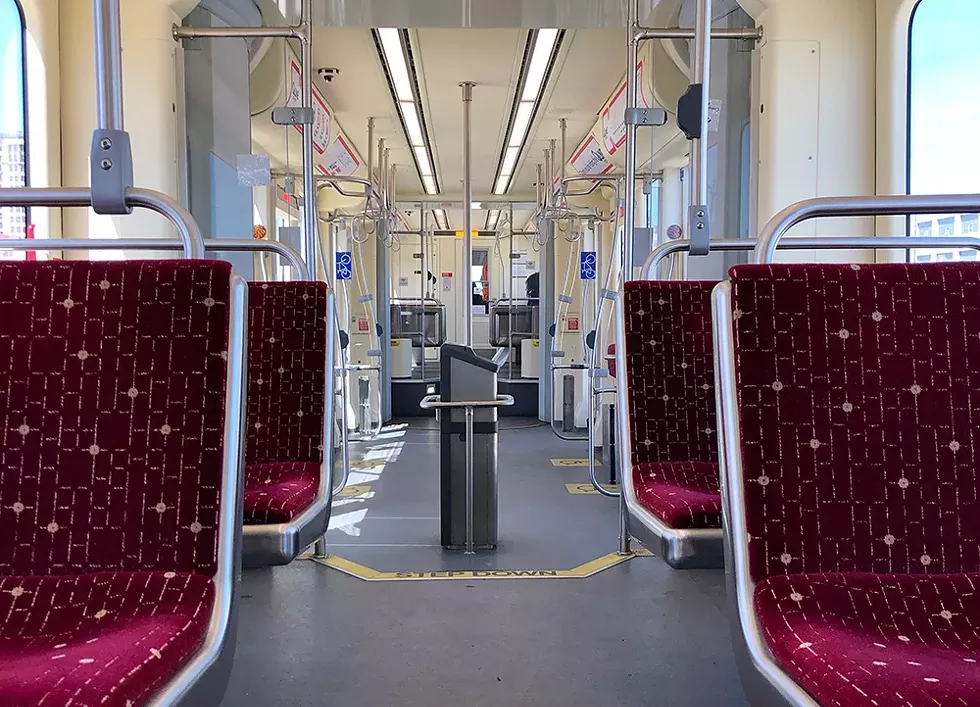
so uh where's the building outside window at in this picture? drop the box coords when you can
[909,0,980,262]
[0,0,27,260]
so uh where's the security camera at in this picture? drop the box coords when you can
[318,68,340,83]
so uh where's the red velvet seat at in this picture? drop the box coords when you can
[244,461,320,524]
[244,282,329,527]
[755,572,980,706]
[0,261,238,705]
[633,462,723,529]
[726,263,980,706]
[623,281,721,532]
[0,572,214,707]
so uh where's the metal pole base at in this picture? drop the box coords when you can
[313,535,327,559]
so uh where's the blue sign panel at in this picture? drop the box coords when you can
[336,252,353,281]
[580,251,597,280]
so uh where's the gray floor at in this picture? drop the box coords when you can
[221,423,749,706]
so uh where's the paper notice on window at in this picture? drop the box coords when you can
[320,135,361,177]
[602,62,649,155]
[707,99,723,133]
[570,136,613,178]
[287,60,331,154]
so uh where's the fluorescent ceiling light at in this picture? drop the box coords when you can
[494,174,511,195]
[434,209,450,230]
[422,174,437,195]
[414,145,433,176]
[379,29,413,101]
[522,28,559,102]
[500,146,520,177]
[509,102,535,148]
[487,209,500,230]
[401,102,425,147]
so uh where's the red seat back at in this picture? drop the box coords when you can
[730,263,980,581]
[245,282,329,466]
[0,261,232,577]
[623,280,718,466]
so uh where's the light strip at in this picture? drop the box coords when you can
[376,29,440,196]
[509,102,535,147]
[493,29,561,195]
[378,29,413,101]
[522,29,559,102]
[401,102,425,147]
[500,146,521,178]
[487,209,501,231]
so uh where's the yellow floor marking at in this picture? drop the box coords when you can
[337,484,372,498]
[350,458,385,470]
[565,483,619,495]
[550,458,591,467]
[310,549,652,582]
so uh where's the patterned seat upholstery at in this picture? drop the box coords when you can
[624,281,720,529]
[730,263,980,706]
[244,462,320,524]
[0,261,234,706]
[244,283,328,526]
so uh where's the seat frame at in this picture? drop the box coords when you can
[711,280,819,707]
[242,290,337,568]
[612,287,723,569]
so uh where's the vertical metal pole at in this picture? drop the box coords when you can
[559,119,567,196]
[420,209,427,378]
[549,140,557,208]
[619,0,639,556]
[366,118,375,207]
[543,149,551,210]
[460,82,475,348]
[300,0,318,275]
[383,149,391,216]
[93,0,124,131]
[536,163,544,212]
[689,0,712,237]
[378,138,386,217]
[464,405,475,554]
[623,0,639,277]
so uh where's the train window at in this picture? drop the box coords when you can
[909,0,980,261]
[0,0,27,261]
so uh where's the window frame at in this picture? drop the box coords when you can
[0,0,30,250]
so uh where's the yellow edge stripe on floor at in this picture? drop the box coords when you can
[551,458,591,467]
[565,483,619,495]
[337,484,372,498]
[310,549,653,582]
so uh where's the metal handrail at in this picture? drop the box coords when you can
[756,194,980,263]
[420,394,514,555]
[643,234,980,280]
[0,236,309,280]
[419,395,515,410]
[0,186,204,258]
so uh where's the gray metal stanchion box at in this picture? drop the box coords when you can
[437,344,509,551]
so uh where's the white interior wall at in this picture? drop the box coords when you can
[755,0,877,263]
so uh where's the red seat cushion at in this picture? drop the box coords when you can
[633,462,722,529]
[0,571,213,707]
[755,572,980,706]
[244,462,319,524]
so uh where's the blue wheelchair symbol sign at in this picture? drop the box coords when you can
[336,252,353,281]
[580,251,597,280]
